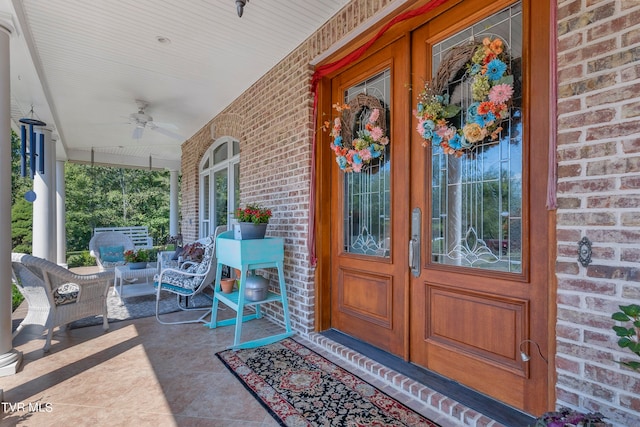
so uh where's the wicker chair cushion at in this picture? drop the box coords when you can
[53,283,80,305]
[99,245,125,262]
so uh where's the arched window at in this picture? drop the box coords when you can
[199,137,240,238]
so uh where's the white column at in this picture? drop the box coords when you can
[169,169,179,237]
[48,131,57,262]
[56,161,67,266]
[0,21,23,377]
[32,128,55,261]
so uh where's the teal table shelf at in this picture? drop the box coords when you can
[204,230,293,349]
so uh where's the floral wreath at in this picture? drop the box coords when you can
[414,37,514,157]
[325,93,389,173]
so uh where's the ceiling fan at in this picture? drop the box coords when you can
[128,100,183,141]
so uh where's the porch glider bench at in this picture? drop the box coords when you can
[94,226,153,250]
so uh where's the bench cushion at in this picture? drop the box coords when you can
[99,245,125,262]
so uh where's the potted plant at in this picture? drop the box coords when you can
[530,407,608,427]
[182,242,205,263]
[124,249,149,269]
[233,204,272,239]
[612,303,640,371]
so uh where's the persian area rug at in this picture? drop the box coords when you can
[216,338,440,427]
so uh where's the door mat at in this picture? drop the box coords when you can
[216,338,440,427]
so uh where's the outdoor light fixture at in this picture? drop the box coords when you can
[519,339,548,364]
[18,107,47,179]
[236,0,248,17]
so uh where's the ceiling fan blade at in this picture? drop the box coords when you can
[132,126,144,140]
[149,122,184,140]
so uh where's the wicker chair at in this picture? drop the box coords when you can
[89,231,135,271]
[11,253,113,351]
[154,225,226,324]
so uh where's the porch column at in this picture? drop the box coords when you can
[0,20,23,377]
[169,169,179,236]
[32,128,56,261]
[56,160,67,266]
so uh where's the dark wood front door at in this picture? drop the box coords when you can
[325,0,551,415]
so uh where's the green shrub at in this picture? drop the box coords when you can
[67,251,96,268]
[12,283,24,311]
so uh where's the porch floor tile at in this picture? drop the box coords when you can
[6,302,507,426]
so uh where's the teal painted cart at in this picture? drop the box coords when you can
[205,230,293,349]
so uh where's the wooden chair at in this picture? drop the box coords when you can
[11,253,112,351]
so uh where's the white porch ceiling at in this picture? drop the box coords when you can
[2,0,350,171]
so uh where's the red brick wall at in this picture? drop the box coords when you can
[556,0,640,425]
[180,0,394,335]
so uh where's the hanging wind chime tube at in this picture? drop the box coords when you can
[18,112,47,178]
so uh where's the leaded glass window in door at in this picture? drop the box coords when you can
[430,4,523,273]
[342,70,391,258]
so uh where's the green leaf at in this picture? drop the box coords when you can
[612,312,630,321]
[621,304,640,317]
[496,75,514,86]
[621,361,640,371]
[613,326,631,337]
[442,104,461,119]
[618,337,633,348]
[629,342,640,354]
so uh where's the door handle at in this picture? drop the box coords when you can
[410,208,421,277]
[409,239,415,269]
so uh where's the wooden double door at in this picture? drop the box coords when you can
[323,0,551,415]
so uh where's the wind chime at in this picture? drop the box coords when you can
[18,108,47,202]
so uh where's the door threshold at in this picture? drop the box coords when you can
[316,329,535,427]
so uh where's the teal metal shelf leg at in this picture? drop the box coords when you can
[205,262,223,329]
[233,268,248,346]
[277,261,292,335]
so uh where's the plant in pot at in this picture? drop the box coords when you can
[124,249,149,269]
[182,242,205,263]
[530,407,607,427]
[234,204,272,239]
[612,303,640,371]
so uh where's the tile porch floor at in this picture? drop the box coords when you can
[3,295,508,426]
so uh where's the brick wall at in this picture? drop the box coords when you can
[556,0,640,425]
[180,0,394,334]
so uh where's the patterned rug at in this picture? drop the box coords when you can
[216,338,440,427]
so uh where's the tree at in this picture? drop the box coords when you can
[10,130,33,251]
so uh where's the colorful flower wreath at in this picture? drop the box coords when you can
[414,37,514,157]
[326,102,389,173]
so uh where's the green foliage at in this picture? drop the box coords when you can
[64,163,172,251]
[11,130,32,206]
[66,251,95,268]
[11,197,33,253]
[12,284,24,311]
[612,304,640,371]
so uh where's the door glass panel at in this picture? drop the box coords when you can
[430,4,522,272]
[343,70,391,258]
[214,168,228,226]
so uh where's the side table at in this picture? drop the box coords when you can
[205,230,293,349]
[113,264,157,302]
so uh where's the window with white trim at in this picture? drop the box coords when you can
[199,137,240,238]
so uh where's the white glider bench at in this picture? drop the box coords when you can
[94,226,153,250]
